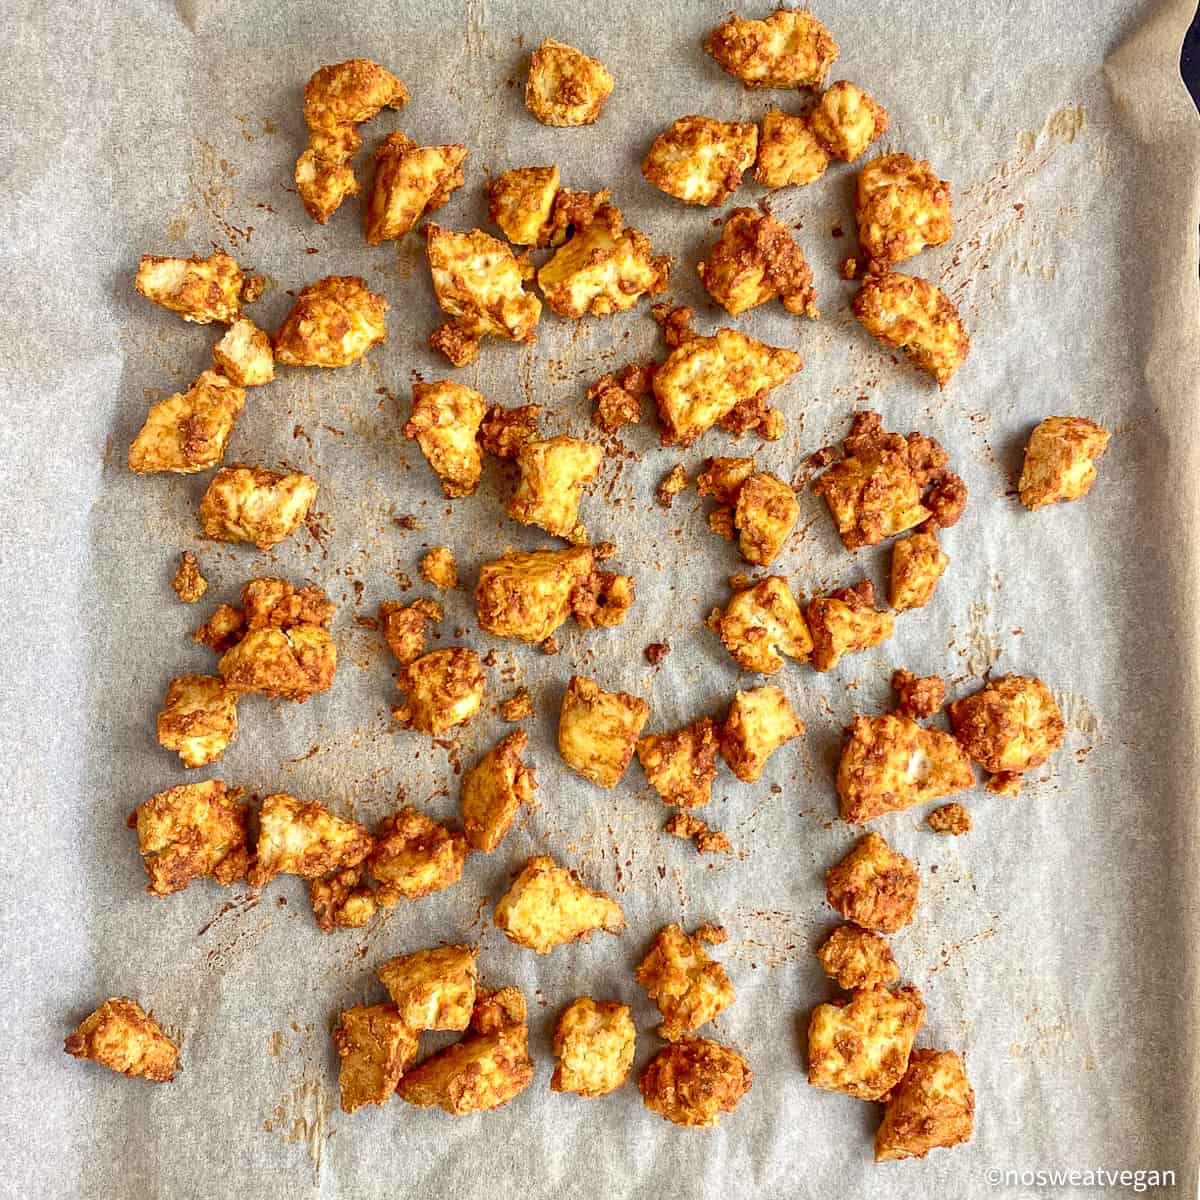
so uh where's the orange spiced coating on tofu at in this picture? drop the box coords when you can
[488,166,562,246]
[639,1038,752,1128]
[156,673,238,768]
[129,369,245,475]
[708,574,813,674]
[876,1049,975,1161]
[393,647,484,734]
[405,380,488,499]
[837,713,974,824]
[365,132,466,245]
[193,603,247,653]
[826,832,919,933]
[855,153,952,272]
[65,998,179,1083]
[755,109,830,189]
[172,550,207,603]
[891,669,947,719]
[928,802,972,835]
[806,580,894,673]
[947,674,1065,775]
[377,944,479,1031]
[551,997,636,1097]
[309,866,376,932]
[461,730,538,852]
[135,250,247,324]
[420,547,458,591]
[494,854,625,954]
[509,436,604,542]
[703,7,837,89]
[130,779,249,897]
[816,924,900,990]
[637,718,720,809]
[212,317,274,387]
[525,38,614,127]
[1018,416,1111,511]
[698,208,817,319]
[642,116,758,206]
[273,276,388,368]
[636,924,735,1041]
[480,401,542,459]
[720,684,805,783]
[379,598,442,667]
[568,566,636,629]
[367,806,468,905]
[808,984,925,1100]
[240,576,336,630]
[248,793,372,888]
[218,625,336,702]
[199,465,317,550]
[891,531,949,611]
[698,457,800,567]
[475,545,596,643]
[332,1004,418,1113]
[558,674,649,788]
[810,81,888,162]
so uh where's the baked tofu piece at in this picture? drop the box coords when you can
[568,567,636,629]
[837,713,974,824]
[636,924,734,1041]
[809,81,888,162]
[365,132,466,245]
[488,166,561,246]
[273,276,388,368]
[642,116,758,206]
[494,855,625,954]
[928,803,971,835]
[379,598,443,667]
[192,603,247,652]
[891,669,948,720]
[890,530,949,611]
[155,673,238,768]
[639,1038,752,1128]
[525,38,614,127]
[552,998,635,1097]
[367,806,468,905]
[425,225,541,366]
[240,576,336,630]
[558,674,650,788]
[807,581,894,673]
[636,718,720,809]
[135,251,247,324]
[808,985,925,1100]
[405,380,488,499]
[377,944,479,1031]
[212,317,275,386]
[754,108,830,188]
[393,647,484,734]
[703,7,838,89]
[65,998,179,1083]
[875,1049,975,1160]
[475,545,595,643]
[826,832,919,934]
[508,436,604,541]
[128,370,245,474]
[198,465,317,550]
[698,460,800,567]
[172,550,207,603]
[719,685,805,783]
[309,866,377,931]
[855,153,952,273]
[130,779,250,896]
[654,328,801,446]
[707,575,813,674]
[461,730,538,852]
[331,1004,418,1113]
[218,625,336,701]
[479,401,542,459]
[1018,416,1111,511]
[589,360,654,434]
[248,792,372,888]
[816,924,899,990]
[419,547,458,591]
[947,674,1065,777]
[697,208,817,318]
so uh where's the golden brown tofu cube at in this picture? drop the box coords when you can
[856,153,952,273]
[837,713,974,824]
[928,803,971,835]
[697,208,817,318]
[397,1018,533,1115]
[367,806,468,906]
[376,944,479,1031]
[525,38,614,127]
[891,530,949,610]
[393,647,484,734]
[273,276,388,368]
[404,380,488,499]
[172,550,207,603]
[365,132,466,245]
[947,674,1065,775]
[65,998,179,1083]
[808,985,925,1100]
[508,436,603,541]
[479,401,542,459]
[807,581,895,673]
[707,575,813,674]
[309,866,377,932]
[636,924,734,1041]
[475,545,595,643]
[876,1049,975,1161]
[754,108,830,188]
[551,997,636,1097]
[419,547,457,591]
[248,792,372,888]
[703,7,838,88]
[809,81,888,161]
[461,730,537,853]
[135,250,246,324]
[155,673,238,768]
[212,317,275,387]
[494,854,624,954]
[891,669,947,719]
[640,1038,752,1128]
[130,779,249,897]
[642,116,758,206]
[719,685,804,783]
[198,465,317,550]
[1018,416,1111,511]
[636,718,720,809]
[816,924,899,990]
[734,472,800,566]
[129,369,245,475]
[331,1003,418,1113]
[826,832,919,934]
[488,165,561,246]
[218,625,337,701]
[558,674,649,788]
[379,596,443,667]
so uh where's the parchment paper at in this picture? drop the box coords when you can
[2,1,1199,1196]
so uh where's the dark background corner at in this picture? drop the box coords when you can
[1183,0,1200,105]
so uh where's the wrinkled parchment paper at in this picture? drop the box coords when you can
[2,1,1199,1196]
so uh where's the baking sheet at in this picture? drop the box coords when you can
[2,0,1199,1196]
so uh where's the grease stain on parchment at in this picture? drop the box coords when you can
[190,139,252,246]
[1011,1004,1080,1063]
[1055,691,1101,740]
[263,1069,334,1183]
[965,600,1001,677]
[728,906,807,969]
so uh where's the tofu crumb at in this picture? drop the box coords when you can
[171,550,207,603]
[891,669,947,719]
[664,811,731,855]
[816,924,900,990]
[645,641,670,666]
[500,687,534,721]
[928,803,972,835]
[419,546,458,590]
[656,464,689,506]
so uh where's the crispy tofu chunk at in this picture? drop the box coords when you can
[947,674,1065,776]
[642,116,758,206]
[876,1049,975,1161]
[640,1038,752,1128]
[273,276,388,368]
[198,465,317,549]
[720,685,805,783]
[172,550,207,603]
[461,730,538,852]
[135,251,246,324]
[248,792,372,888]
[419,546,458,590]
[807,580,895,673]
[494,854,625,954]
[656,463,689,506]
[589,360,654,434]
[928,802,971,835]
[707,575,813,674]
[1018,416,1111,511]
[703,7,838,89]
[826,832,919,934]
[808,985,925,1100]
[706,464,799,566]
[240,577,336,630]
[365,132,466,245]
[636,924,734,1041]
[817,924,900,990]
[393,647,484,734]
[552,998,636,1097]
[488,166,561,246]
[567,567,635,628]
[475,545,595,642]
[212,317,275,386]
[404,380,488,499]
[890,530,949,611]
[636,718,720,809]
[367,806,468,905]
[558,674,650,788]
[470,986,528,1035]
[508,436,604,541]
[697,455,755,507]
[855,153,952,273]
[192,603,246,652]
[65,998,179,1083]
[525,38,614,126]
[377,944,479,1031]
[479,401,542,459]
[697,208,817,318]
[891,669,947,719]
[809,81,888,161]
[309,866,377,931]
[332,1005,417,1113]
[130,779,249,896]
[156,673,238,768]
[755,108,830,188]
[218,625,336,701]
[128,370,245,474]
[837,713,974,824]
